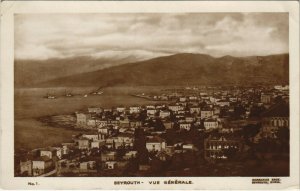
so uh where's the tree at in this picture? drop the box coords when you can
[223,147,238,160]
[250,105,266,118]
[182,151,197,168]
[274,96,283,104]
[243,124,261,141]
[150,158,164,175]
[169,153,184,171]
[153,118,165,131]
[276,128,289,153]
[134,128,149,165]
[123,158,139,175]
[232,105,246,119]
[277,128,289,140]
[138,110,147,122]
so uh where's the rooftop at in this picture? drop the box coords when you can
[33,156,52,162]
[147,136,165,143]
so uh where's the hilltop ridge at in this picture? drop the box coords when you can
[15,53,289,87]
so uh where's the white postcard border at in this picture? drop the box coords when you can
[0,1,299,190]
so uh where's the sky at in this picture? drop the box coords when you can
[15,13,289,61]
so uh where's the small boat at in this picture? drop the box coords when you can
[65,90,73,97]
[91,91,103,95]
[83,94,88,98]
[90,87,104,95]
[44,93,56,99]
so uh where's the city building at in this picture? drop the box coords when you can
[32,156,53,176]
[146,136,166,152]
[201,109,214,119]
[261,101,289,138]
[76,113,91,126]
[204,135,242,161]
[204,119,219,131]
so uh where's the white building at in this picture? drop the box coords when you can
[129,106,141,114]
[123,151,138,160]
[91,141,104,149]
[147,109,157,117]
[146,136,166,152]
[183,144,194,150]
[32,156,53,176]
[168,105,184,113]
[204,119,219,130]
[88,107,103,114]
[82,133,105,141]
[96,120,108,128]
[190,107,201,114]
[179,123,192,131]
[40,148,56,159]
[87,119,97,127]
[189,96,198,101]
[146,105,156,109]
[116,107,126,113]
[185,117,194,123]
[106,134,134,148]
[80,161,96,170]
[98,127,112,135]
[201,110,214,119]
[76,113,91,126]
[105,161,117,169]
[159,111,171,119]
[179,97,187,102]
[216,100,230,107]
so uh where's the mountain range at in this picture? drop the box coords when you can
[15,53,289,88]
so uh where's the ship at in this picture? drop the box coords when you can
[65,89,73,97]
[90,87,104,95]
[44,92,56,99]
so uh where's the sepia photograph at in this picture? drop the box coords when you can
[0,1,299,190]
[14,12,290,177]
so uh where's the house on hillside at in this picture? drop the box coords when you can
[260,101,289,138]
[261,93,272,104]
[32,156,53,176]
[129,106,140,114]
[123,151,138,160]
[204,135,242,161]
[160,111,171,119]
[168,105,184,113]
[75,112,91,126]
[147,109,157,117]
[163,121,174,129]
[190,107,201,114]
[179,97,187,102]
[40,148,57,159]
[216,100,230,107]
[179,122,192,131]
[80,161,96,171]
[82,133,105,141]
[101,151,117,162]
[77,138,90,149]
[129,120,142,128]
[201,109,214,119]
[20,160,32,176]
[116,106,126,113]
[204,118,219,131]
[106,133,134,148]
[88,107,103,114]
[146,136,166,152]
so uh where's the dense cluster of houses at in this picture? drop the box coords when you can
[18,85,289,177]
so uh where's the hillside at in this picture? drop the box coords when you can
[14,55,140,87]
[18,53,289,87]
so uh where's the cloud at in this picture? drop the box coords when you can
[15,13,288,61]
